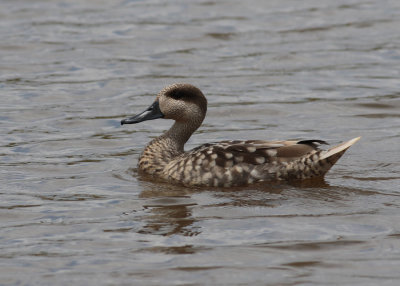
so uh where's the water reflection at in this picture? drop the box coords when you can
[138,244,207,255]
[138,204,199,237]
[132,176,386,244]
[135,180,199,236]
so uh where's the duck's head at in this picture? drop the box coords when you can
[121,83,207,125]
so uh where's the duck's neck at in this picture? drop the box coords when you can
[138,119,202,174]
[163,120,200,152]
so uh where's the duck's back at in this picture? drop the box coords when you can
[161,139,341,187]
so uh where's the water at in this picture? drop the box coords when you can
[1,0,400,285]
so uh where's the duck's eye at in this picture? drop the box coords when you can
[169,89,185,100]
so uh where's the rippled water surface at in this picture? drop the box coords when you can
[1,0,400,285]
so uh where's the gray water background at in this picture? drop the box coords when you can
[1,0,400,285]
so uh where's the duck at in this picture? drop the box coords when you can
[121,83,360,187]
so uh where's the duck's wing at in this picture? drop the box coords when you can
[195,139,328,167]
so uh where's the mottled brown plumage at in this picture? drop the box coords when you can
[121,83,360,187]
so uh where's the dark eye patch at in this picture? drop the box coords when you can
[168,89,185,100]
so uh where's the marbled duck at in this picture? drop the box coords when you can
[121,83,360,187]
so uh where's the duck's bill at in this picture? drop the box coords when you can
[121,100,164,125]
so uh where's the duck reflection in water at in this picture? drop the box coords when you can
[134,176,332,238]
[137,182,199,237]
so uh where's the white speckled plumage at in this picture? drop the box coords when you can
[121,83,360,187]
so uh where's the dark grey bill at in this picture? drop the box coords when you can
[121,100,164,125]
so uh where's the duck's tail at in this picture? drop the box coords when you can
[279,137,361,180]
[320,137,361,161]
